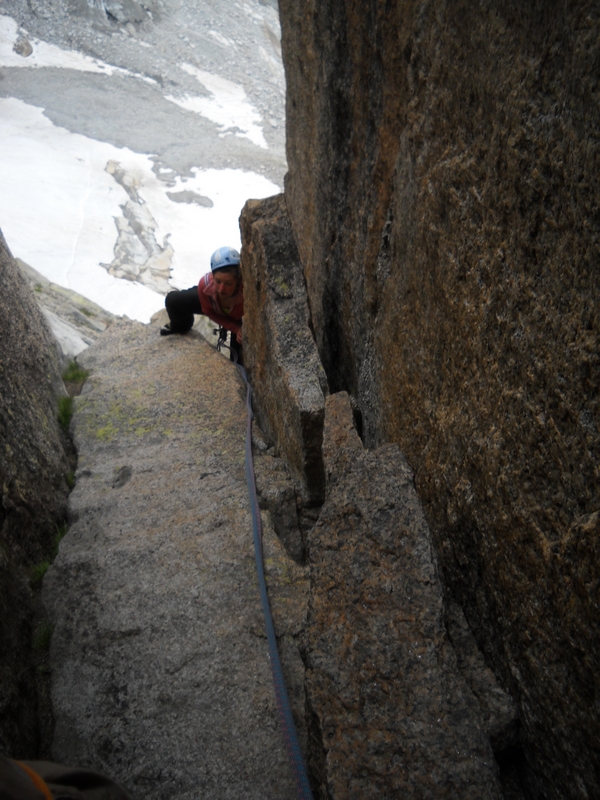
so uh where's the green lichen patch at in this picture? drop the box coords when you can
[34,620,54,652]
[30,560,51,589]
[57,396,74,432]
[62,360,90,384]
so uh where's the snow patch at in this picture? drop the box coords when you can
[170,63,267,149]
[0,98,279,321]
[208,30,235,48]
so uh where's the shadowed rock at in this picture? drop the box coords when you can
[446,602,519,756]
[253,452,304,563]
[240,193,329,506]
[305,392,502,799]
[0,230,70,756]
[278,1,600,795]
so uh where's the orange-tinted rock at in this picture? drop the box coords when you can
[278,1,599,796]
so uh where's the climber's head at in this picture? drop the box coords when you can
[210,246,240,273]
[210,246,241,298]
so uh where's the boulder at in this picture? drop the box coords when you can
[240,194,328,506]
[305,392,502,799]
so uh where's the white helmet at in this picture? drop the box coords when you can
[210,246,240,272]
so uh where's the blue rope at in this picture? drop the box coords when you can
[224,335,313,800]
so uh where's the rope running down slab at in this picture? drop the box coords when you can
[220,333,313,800]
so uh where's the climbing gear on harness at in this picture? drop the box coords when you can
[215,327,243,364]
[232,349,314,800]
[210,246,240,272]
[215,327,229,350]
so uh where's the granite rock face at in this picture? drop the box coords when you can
[240,194,329,506]
[278,1,599,796]
[253,451,304,563]
[305,392,503,799]
[17,258,117,360]
[446,603,518,757]
[0,231,70,755]
[43,321,309,799]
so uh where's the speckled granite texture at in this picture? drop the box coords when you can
[305,392,503,799]
[277,1,599,797]
[43,321,308,799]
[240,194,329,507]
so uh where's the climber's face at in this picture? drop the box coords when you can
[213,271,238,299]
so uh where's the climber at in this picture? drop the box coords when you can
[160,246,244,362]
[0,754,133,799]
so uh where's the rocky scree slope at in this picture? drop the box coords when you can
[2,0,287,186]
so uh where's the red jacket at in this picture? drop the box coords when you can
[197,272,244,335]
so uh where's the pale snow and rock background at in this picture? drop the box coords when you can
[0,0,285,339]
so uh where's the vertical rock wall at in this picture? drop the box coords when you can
[240,195,329,506]
[278,1,599,797]
[0,231,70,755]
